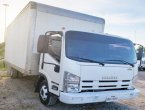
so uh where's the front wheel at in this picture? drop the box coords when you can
[39,80,57,106]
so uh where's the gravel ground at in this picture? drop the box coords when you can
[0,71,145,110]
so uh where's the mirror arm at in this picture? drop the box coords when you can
[41,53,60,72]
[42,53,56,69]
[43,62,58,66]
[42,61,60,73]
[41,53,45,69]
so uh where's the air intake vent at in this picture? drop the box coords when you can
[121,85,129,87]
[82,80,93,83]
[82,86,93,88]
[99,80,117,82]
[122,80,130,82]
[99,85,117,88]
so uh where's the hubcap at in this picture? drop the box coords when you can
[40,85,48,101]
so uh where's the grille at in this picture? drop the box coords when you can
[81,88,128,92]
[80,80,131,91]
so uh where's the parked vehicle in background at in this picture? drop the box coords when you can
[140,53,145,70]
[5,1,139,106]
[135,44,144,70]
[137,52,145,70]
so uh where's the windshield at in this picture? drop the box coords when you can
[65,31,137,64]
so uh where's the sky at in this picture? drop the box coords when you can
[0,0,145,46]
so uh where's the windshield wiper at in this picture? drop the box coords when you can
[105,60,134,67]
[70,56,105,66]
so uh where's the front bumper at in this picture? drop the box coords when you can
[59,89,139,104]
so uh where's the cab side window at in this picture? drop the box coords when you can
[48,35,62,62]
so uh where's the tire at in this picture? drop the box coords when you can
[39,80,57,106]
[7,67,23,79]
[8,67,18,78]
[140,67,144,71]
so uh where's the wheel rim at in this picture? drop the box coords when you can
[40,85,48,101]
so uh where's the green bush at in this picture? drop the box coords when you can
[0,42,7,70]
[0,42,5,58]
[0,59,7,70]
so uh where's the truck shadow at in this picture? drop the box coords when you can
[49,101,135,110]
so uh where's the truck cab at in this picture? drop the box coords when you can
[36,30,139,105]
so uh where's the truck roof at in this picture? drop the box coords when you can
[27,1,105,24]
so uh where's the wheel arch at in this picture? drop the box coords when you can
[35,73,48,92]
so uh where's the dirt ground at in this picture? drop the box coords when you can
[0,71,145,110]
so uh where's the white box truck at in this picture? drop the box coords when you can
[5,1,139,106]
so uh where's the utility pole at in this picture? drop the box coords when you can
[134,30,136,43]
[3,4,9,33]
[2,3,9,67]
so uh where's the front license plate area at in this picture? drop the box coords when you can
[106,96,118,102]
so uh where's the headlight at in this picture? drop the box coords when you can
[128,77,136,90]
[63,72,80,93]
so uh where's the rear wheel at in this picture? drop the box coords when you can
[39,80,57,106]
[7,67,18,78]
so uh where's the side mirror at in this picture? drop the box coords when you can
[37,35,49,53]
[54,65,60,73]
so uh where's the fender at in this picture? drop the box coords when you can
[35,73,48,92]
